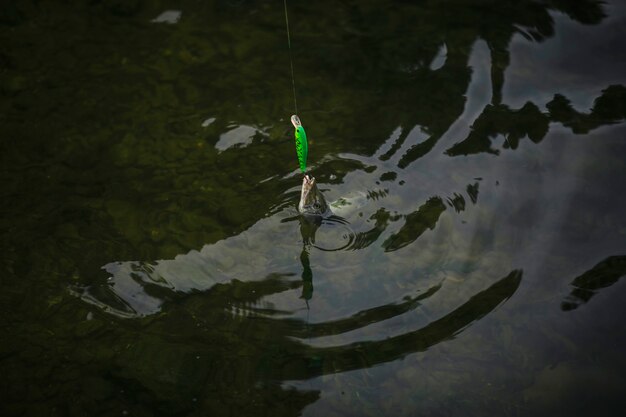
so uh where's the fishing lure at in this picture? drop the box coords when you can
[291,114,308,173]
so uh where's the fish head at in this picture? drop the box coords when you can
[298,174,329,216]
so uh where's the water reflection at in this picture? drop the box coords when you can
[2,0,625,415]
[75,169,494,318]
[106,268,521,414]
[71,171,523,413]
[446,86,626,157]
[285,0,611,168]
[382,197,446,252]
[547,85,626,134]
[561,255,626,311]
[298,216,320,303]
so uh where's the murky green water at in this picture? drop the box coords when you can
[2,0,626,416]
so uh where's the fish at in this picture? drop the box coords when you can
[298,174,331,217]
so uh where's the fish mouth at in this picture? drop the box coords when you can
[301,174,315,204]
[302,174,316,192]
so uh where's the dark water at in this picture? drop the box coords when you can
[2,0,626,416]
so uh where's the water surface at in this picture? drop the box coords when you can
[1,0,626,416]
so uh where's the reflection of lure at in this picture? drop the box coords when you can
[291,115,308,173]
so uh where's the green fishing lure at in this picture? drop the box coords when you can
[291,115,308,173]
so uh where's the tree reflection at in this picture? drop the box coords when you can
[382,197,447,252]
[286,0,610,168]
[561,255,626,311]
[446,102,549,156]
[446,86,626,157]
[547,85,626,134]
[106,269,521,415]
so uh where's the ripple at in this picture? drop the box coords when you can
[309,216,357,252]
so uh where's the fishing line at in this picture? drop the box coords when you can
[283,0,298,115]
